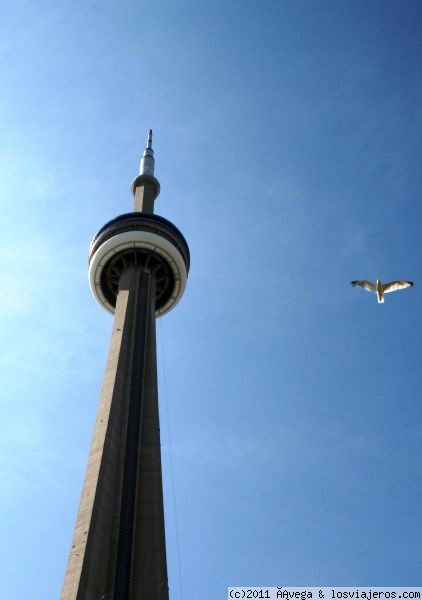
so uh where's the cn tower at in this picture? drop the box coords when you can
[61,131,190,600]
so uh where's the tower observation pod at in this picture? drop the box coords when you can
[61,131,189,600]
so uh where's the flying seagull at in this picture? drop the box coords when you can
[351,278,415,303]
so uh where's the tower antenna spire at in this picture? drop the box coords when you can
[132,129,160,212]
[140,129,155,176]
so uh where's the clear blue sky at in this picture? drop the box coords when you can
[0,1,421,598]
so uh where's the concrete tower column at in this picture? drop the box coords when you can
[61,132,190,600]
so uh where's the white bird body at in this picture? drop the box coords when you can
[351,278,415,303]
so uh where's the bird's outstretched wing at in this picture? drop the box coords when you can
[383,281,415,294]
[351,280,376,292]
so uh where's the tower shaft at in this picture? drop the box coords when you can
[62,132,189,600]
[133,179,157,213]
[61,264,168,600]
